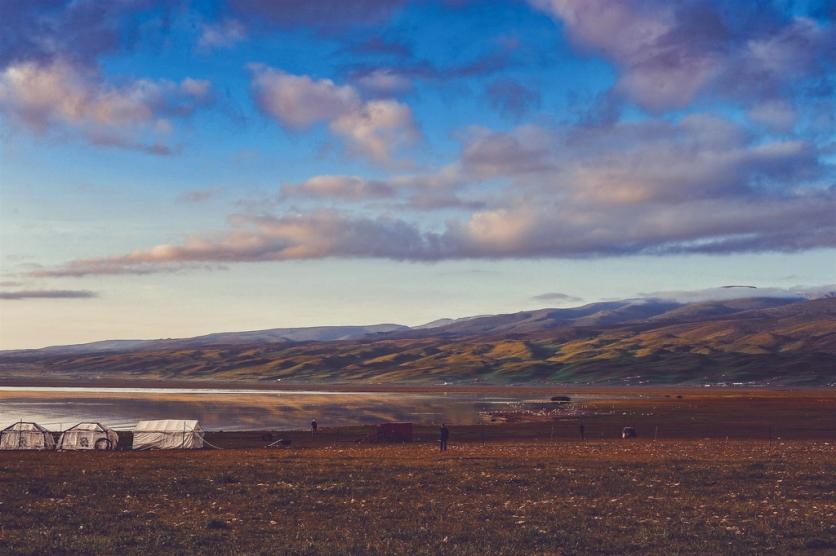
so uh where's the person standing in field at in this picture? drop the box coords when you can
[579,423,585,441]
[439,423,449,451]
[311,418,318,436]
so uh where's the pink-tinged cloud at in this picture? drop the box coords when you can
[282,175,395,200]
[0,60,211,153]
[250,65,419,164]
[448,193,836,257]
[280,167,468,206]
[34,212,446,277]
[33,186,836,277]
[250,67,359,129]
[331,100,419,163]
[31,111,836,276]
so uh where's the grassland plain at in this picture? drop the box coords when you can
[0,439,834,554]
[1,390,834,555]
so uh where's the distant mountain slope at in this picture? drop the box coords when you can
[182,324,409,346]
[1,297,833,386]
[403,300,682,337]
[643,297,802,324]
[401,298,800,337]
[2,324,409,357]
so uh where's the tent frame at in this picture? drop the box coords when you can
[57,422,118,451]
[0,420,56,450]
[131,420,205,450]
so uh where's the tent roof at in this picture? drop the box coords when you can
[134,420,201,432]
[2,421,49,432]
[65,422,112,432]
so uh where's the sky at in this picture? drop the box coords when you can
[0,0,834,349]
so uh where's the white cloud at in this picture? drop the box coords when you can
[331,99,419,162]
[0,60,211,153]
[198,19,247,50]
[250,66,359,129]
[250,65,419,164]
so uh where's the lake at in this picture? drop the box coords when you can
[0,387,566,431]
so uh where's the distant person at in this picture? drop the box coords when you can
[439,423,449,451]
[311,419,318,436]
[579,423,585,441]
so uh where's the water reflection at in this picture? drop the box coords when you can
[0,389,553,431]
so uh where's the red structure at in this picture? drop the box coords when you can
[373,422,413,443]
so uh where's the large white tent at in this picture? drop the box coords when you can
[0,421,56,450]
[58,422,119,451]
[132,419,204,450]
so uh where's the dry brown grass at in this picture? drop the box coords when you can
[1,438,834,555]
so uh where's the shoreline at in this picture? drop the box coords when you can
[0,376,833,394]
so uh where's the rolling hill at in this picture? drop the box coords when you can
[0,297,833,386]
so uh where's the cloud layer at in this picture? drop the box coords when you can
[5,1,835,281]
[0,289,97,300]
[34,97,836,277]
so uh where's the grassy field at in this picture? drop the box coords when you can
[1,390,835,554]
[1,437,834,554]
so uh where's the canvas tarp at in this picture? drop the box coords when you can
[58,422,119,450]
[0,421,56,450]
[132,419,204,450]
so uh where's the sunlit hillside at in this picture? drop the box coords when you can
[2,298,833,386]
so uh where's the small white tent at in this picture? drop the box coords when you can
[58,422,119,451]
[132,419,204,450]
[0,421,56,450]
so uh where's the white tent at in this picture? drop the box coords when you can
[132,419,204,450]
[58,422,119,451]
[0,421,56,450]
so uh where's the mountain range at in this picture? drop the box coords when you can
[1,295,834,386]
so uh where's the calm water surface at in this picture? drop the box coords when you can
[0,387,567,431]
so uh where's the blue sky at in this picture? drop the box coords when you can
[0,0,834,348]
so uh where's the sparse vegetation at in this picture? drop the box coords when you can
[1,298,833,385]
[0,438,833,554]
[0,391,834,553]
